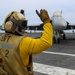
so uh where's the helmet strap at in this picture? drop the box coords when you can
[15,26,24,36]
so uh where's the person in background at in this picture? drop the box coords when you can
[0,9,53,75]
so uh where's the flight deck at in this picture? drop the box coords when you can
[25,32,75,75]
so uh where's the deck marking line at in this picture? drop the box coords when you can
[43,51,75,57]
[33,62,75,75]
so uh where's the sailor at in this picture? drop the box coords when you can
[0,9,53,75]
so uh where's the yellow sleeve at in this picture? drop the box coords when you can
[20,23,53,54]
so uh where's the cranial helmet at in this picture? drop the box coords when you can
[4,11,27,35]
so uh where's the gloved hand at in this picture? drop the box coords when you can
[36,9,50,24]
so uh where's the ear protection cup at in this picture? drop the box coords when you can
[4,21,13,32]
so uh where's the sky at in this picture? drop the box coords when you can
[0,0,75,26]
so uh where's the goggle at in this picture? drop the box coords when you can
[16,20,28,29]
[11,18,28,29]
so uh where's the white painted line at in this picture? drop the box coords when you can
[33,62,75,75]
[43,51,75,57]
